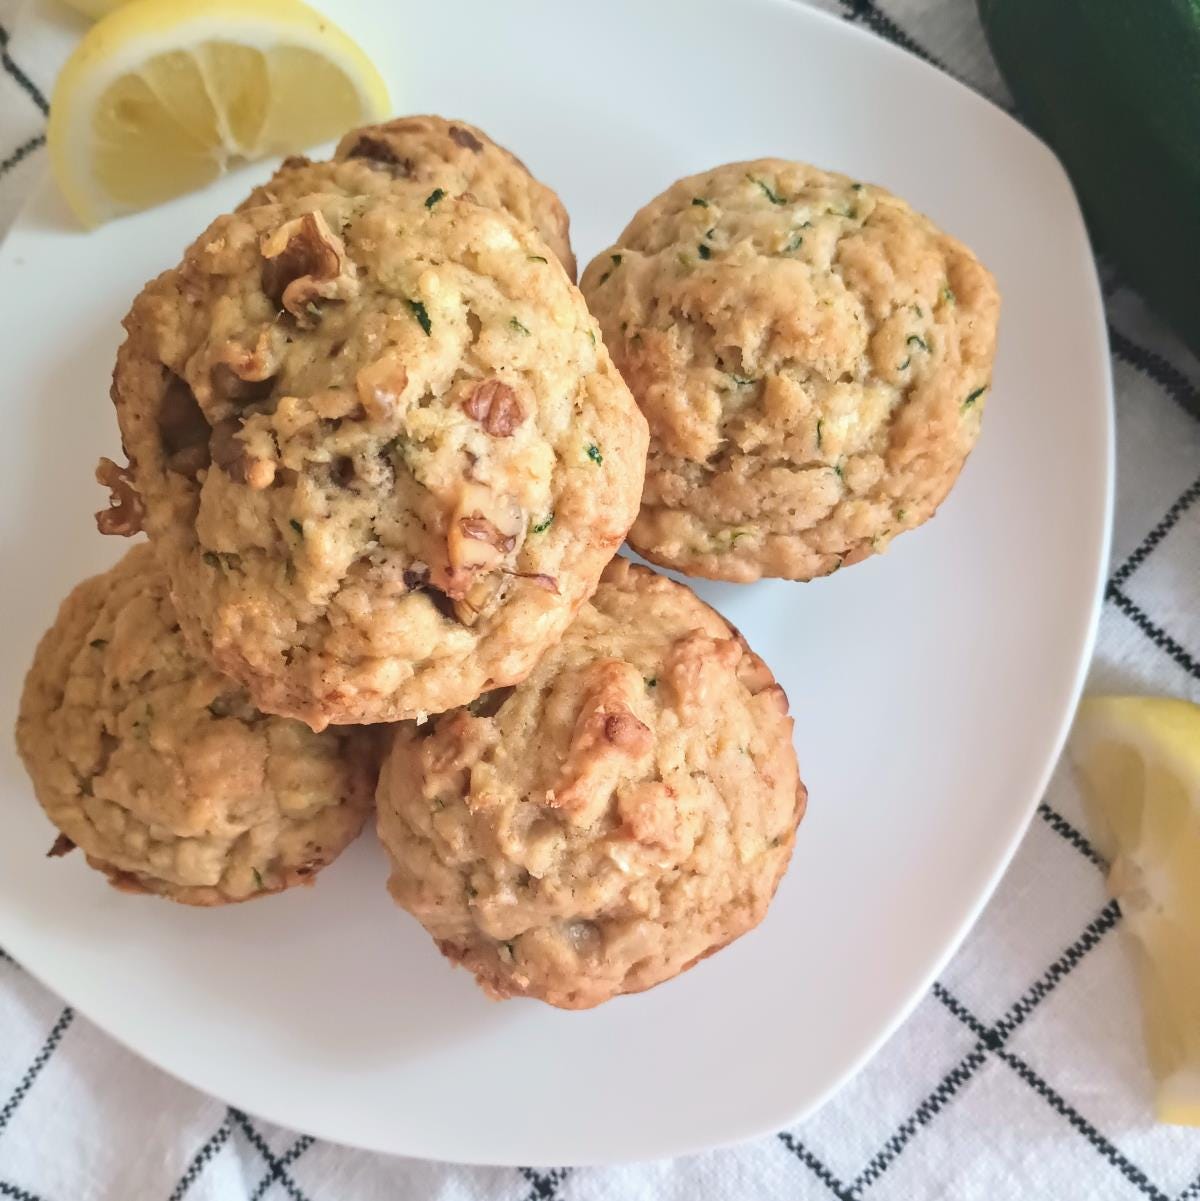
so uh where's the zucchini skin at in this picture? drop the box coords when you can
[979,0,1200,357]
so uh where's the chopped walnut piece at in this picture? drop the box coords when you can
[210,418,276,489]
[505,571,560,594]
[158,374,211,477]
[47,833,76,858]
[453,574,504,627]
[459,516,517,552]
[603,712,653,753]
[442,484,524,591]
[545,662,654,824]
[449,125,484,153]
[429,565,477,602]
[443,515,517,595]
[214,327,281,391]
[94,458,144,536]
[356,353,409,421]
[260,211,358,327]
[463,379,524,436]
[342,135,414,176]
[211,362,275,403]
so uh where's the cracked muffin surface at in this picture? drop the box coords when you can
[15,545,377,906]
[106,191,646,729]
[376,558,805,1009]
[242,114,576,278]
[580,159,1001,582]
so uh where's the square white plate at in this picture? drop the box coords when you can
[0,0,1111,1166]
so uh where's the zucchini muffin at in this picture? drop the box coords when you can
[580,159,1001,582]
[376,558,805,1009]
[242,114,576,279]
[104,191,646,729]
[15,545,377,906]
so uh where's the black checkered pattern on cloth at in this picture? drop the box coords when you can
[2,0,1199,1196]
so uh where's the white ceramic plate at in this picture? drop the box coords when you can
[0,0,1111,1167]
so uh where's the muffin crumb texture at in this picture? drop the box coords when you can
[581,158,1000,581]
[377,558,805,1008]
[15,545,377,905]
[109,190,646,729]
[242,113,576,279]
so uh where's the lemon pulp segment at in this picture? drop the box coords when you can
[49,0,390,224]
[1071,695,1200,1126]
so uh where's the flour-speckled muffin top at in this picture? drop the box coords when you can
[242,114,576,278]
[15,545,377,905]
[105,191,647,729]
[581,159,1000,582]
[376,558,805,1009]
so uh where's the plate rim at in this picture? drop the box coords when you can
[0,0,1115,1166]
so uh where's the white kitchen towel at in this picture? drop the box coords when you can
[2,1,1199,1198]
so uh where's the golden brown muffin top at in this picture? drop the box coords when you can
[242,114,576,279]
[582,159,1000,581]
[15,544,376,905]
[106,191,647,728]
[377,558,805,1008]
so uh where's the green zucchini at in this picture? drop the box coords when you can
[979,0,1200,356]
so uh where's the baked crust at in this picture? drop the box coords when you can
[581,159,1000,581]
[241,114,576,279]
[376,558,806,1008]
[107,192,646,729]
[15,545,377,905]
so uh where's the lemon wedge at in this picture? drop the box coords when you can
[1070,695,1200,1126]
[48,0,390,225]
[61,0,133,20]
